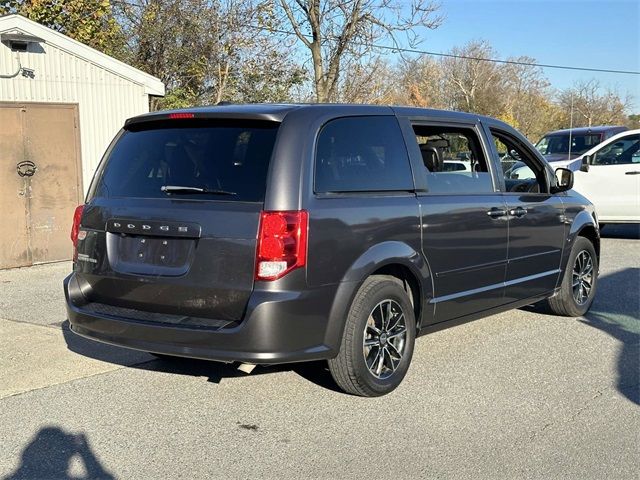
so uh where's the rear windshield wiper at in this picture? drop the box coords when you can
[161,185,236,196]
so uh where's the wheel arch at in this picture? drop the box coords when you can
[569,210,601,261]
[323,241,433,355]
[576,224,600,260]
[560,209,600,282]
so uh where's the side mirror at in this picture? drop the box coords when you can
[580,155,591,173]
[552,167,574,193]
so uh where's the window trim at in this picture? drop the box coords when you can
[312,115,416,195]
[591,133,640,166]
[403,118,500,196]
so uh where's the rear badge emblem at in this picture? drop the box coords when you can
[108,219,200,238]
[76,253,97,264]
[77,230,87,241]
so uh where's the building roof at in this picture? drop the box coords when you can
[0,14,164,96]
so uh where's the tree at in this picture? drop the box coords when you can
[113,0,304,109]
[557,79,631,127]
[0,0,126,57]
[393,55,444,108]
[232,39,307,103]
[627,114,640,129]
[439,40,504,116]
[500,56,553,140]
[335,58,398,103]
[277,0,442,102]
[393,41,562,141]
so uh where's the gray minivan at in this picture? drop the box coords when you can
[65,104,600,396]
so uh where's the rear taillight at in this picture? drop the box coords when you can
[70,205,84,247]
[256,210,308,281]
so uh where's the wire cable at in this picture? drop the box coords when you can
[248,25,640,76]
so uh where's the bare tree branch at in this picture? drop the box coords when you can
[276,0,442,102]
[279,0,313,48]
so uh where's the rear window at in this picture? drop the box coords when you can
[315,116,414,193]
[90,120,279,202]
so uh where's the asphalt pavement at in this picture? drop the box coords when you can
[0,225,638,479]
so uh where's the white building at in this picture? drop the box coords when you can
[0,14,164,269]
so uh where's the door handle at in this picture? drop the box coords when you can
[487,207,508,218]
[509,207,528,218]
[625,171,640,175]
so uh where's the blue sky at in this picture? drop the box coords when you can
[413,0,640,111]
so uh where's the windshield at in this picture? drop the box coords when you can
[90,119,279,202]
[535,133,601,156]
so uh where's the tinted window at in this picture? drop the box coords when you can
[412,126,493,194]
[91,120,279,201]
[536,134,601,156]
[592,134,640,165]
[315,116,413,193]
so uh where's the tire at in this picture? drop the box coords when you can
[547,236,598,317]
[328,275,416,397]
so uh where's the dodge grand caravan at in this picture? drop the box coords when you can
[64,104,600,396]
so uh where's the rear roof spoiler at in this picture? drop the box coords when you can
[124,105,299,128]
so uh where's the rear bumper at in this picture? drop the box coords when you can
[64,273,342,364]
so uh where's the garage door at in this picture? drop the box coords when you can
[0,103,82,269]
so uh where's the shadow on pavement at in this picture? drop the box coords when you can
[3,427,114,480]
[61,321,341,393]
[581,267,640,405]
[522,226,639,404]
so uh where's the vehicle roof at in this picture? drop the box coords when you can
[125,103,498,126]
[541,125,628,136]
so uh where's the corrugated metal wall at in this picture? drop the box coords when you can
[0,41,150,193]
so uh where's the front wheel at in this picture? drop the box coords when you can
[547,237,598,317]
[328,275,416,397]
